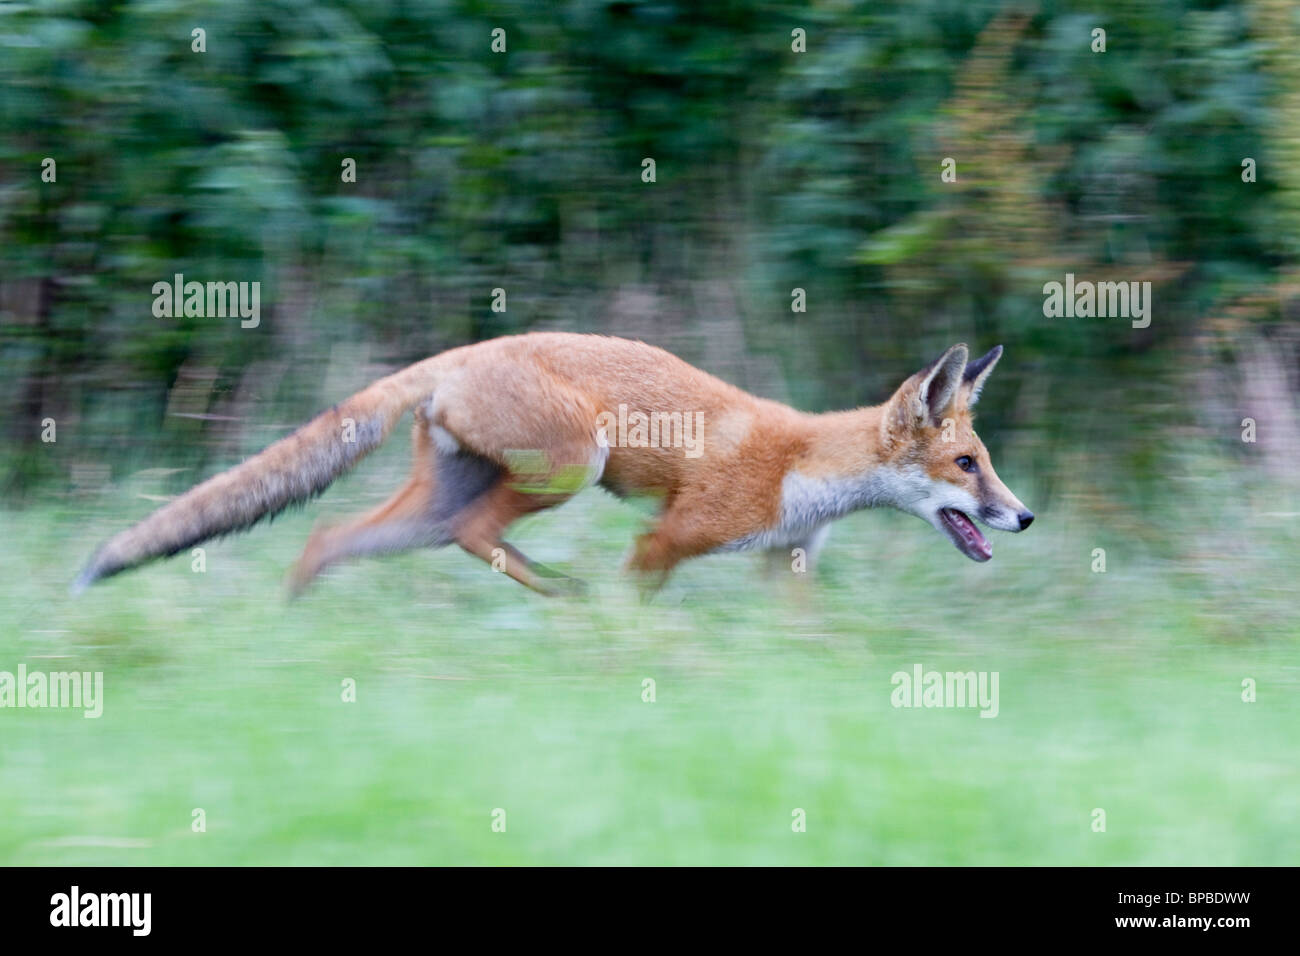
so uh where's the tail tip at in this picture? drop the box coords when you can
[70,560,102,596]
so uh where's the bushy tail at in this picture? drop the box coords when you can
[73,354,449,592]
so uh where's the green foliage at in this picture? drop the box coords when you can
[0,1,1294,492]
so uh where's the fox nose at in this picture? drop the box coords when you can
[1017,510,1034,531]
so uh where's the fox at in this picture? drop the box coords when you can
[73,333,1033,596]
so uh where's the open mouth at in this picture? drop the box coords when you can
[939,508,992,562]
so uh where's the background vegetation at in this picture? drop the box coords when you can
[1,0,1297,864]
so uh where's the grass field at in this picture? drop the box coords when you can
[1,449,1297,865]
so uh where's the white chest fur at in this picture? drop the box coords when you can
[716,464,924,552]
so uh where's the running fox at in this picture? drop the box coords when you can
[74,333,1032,595]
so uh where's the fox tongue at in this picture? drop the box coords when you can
[941,508,992,562]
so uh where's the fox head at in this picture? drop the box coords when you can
[878,343,1033,562]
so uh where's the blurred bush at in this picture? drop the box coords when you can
[1,0,1297,509]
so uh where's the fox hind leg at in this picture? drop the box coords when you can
[289,420,503,596]
[430,376,604,596]
[293,369,605,598]
[446,428,608,597]
[288,475,445,596]
[291,436,589,598]
[449,479,587,596]
[444,436,604,596]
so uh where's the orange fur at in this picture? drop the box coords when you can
[76,333,1031,596]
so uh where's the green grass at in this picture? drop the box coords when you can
[1,457,1297,865]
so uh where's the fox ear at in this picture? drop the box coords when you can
[960,344,1002,407]
[913,343,968,425]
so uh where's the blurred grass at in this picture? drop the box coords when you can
[1,443,1297,865]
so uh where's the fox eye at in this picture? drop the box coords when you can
[956,455,975,472]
